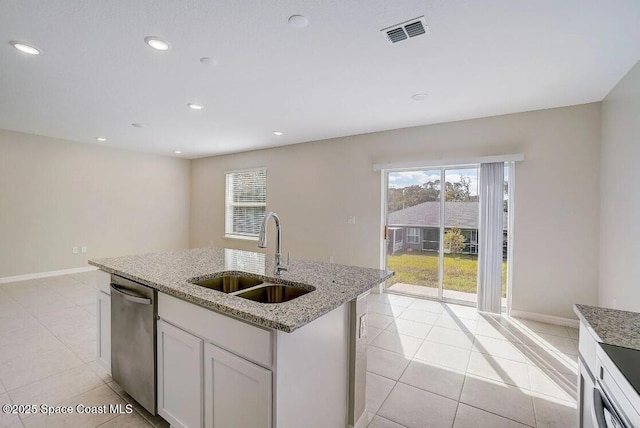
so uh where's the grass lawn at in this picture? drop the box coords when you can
[386,251,507,297]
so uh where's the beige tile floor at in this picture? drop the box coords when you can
[0,272,579,428]
[0,271,167,428]
[365,292,579,428]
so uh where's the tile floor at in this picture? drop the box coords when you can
[365,292,579,428]
[0,271,167,428]
[0,272,579,428]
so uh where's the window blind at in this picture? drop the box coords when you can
[224,249,266,274]
[225,169,266,238]
[477,162,504,313]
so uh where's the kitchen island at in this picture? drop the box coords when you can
[90,247,393,428]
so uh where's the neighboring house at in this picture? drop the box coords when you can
[387,201,508,255]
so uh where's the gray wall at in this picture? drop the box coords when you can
[599,60,640,312]
[190,103,602,319]
[0,130,191,278]
[0,100,606,320]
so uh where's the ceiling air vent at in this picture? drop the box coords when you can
[381,16,429,44]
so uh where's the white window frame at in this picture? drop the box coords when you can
[407,227,420,244]
[224,168,267,240]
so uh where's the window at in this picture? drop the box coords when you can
[225,169,266,239]
[224,249,265,274]
[462,229,478,254]
[407,227,420,244]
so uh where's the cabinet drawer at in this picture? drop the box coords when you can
[158,293,273,368]
[578,321,598,374]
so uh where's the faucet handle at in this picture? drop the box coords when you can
[275,252,290,275]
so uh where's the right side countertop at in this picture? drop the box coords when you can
[574,304,640,351]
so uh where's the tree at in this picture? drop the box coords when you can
[387,175,475,212]
[423,180,440,201]
[387,183,439,213]
[444,226,466,255]
[445,176,475,202]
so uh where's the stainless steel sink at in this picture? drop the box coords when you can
[189,275,263,293]
[236,284,313,303]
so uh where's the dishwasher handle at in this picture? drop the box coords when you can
[111,284,152,305]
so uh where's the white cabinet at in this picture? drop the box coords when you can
[204,342,272,428]
[157,320,204,428]
[577,320,599,428]
[153,291,353,428]
[578,321,598,374]
[96,291,111,372]
[158,292,351,428]
[96,270,112,374]
[157,293,273,428]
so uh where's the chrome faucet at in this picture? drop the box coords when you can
[258,211,288,275]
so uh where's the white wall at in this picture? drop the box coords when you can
[0,130,191,278]
[599,60,640,312]
[191,103,601,319]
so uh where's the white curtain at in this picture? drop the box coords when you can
[477,162,504,313]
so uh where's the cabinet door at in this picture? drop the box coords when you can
[157,320,204,428]
[204,343,272,428]
[96,291,111,373]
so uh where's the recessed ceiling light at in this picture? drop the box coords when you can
[288,15,309,28]
[144,36,170,51]
[273,131,283,136]
[187,103,204,110]
[173,150,182,154]
[200,57,218,66]
[411,93,428,101]
[131,123,144,128]
[96,137,107,142]
[9,41,41,55]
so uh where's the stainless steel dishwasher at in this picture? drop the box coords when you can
[110,274,157,415]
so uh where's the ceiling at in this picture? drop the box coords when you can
[1,1,639,159]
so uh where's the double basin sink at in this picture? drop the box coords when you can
[188,274,313,304]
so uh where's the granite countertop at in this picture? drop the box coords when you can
[574,304,640,351]
[89,247,393,333]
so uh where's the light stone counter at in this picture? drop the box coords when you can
[90,247,393,333]
[574,304,640,351]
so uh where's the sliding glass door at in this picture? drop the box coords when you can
[385,169,441,299]
[442,167,479,303]
[384,164,510,307]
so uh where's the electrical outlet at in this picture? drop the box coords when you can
[329,255,335,263]
[359,314,367,338]
[613,298,617,309]
[348,216,356,224]
[81,246,87,253]
[72,246,78,254]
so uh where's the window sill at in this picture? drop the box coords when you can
[224,234,259,242]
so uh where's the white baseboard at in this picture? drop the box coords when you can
[0,266,98,284]
[509,309,579,328]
